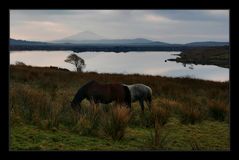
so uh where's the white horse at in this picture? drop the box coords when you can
[123,84,152,112]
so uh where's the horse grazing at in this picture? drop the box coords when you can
[71,80,131,112]
[123,84,152,112]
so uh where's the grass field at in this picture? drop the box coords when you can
[9,65,230,151]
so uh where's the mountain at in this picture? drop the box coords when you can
[74,38,154,44]
[52,31,156,44]
[185,41,229,47]
[52,31,105,43]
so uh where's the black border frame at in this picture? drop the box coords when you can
[1,0,238,159]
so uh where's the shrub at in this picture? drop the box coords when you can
[101,105,131,140]
[208,99,228,121]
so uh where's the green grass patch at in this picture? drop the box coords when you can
[10,118,229,151]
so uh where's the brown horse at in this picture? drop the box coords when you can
[71,80,131,112]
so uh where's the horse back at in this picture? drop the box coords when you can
[108,84,130,103]
[85,82,111,99]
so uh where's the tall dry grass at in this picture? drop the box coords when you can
[72,101,102,136]
[208,99,229,121]
[151,99,172,126]
[178,102,205,125]
[148,126,169,150]
[10,84,51,125]
[145,102,170,149]
[101,105,132,140]
[9,65,229,139]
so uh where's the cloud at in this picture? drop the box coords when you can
[10,10,229,43]
[144,14,175,23]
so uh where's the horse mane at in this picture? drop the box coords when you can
[73,80,97,103]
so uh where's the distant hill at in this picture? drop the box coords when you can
[52,31,155,44]
[184,41,229,47]
[10,38,50,46]
[10,36,229,53]
[51,31,176,45]
[51,31,229,46]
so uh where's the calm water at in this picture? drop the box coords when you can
[10,51,229,82]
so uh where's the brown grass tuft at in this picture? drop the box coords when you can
[101,105,131,140]
[178,102,204,124]
[208,99,229,121]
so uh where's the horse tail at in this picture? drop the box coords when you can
[147,87,152,111]
[123,85,131,108]
[149,87,152,100]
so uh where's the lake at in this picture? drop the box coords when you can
[10,51,229,82]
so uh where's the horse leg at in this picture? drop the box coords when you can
[126,100,131,109]
[139,100,145,113]
[146,96,152,112]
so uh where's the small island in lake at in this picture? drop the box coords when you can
[167,46,229,68]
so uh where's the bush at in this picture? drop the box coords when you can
[208,100,228,121]
[101,106,131,140]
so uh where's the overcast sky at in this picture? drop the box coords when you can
[10,10,229,43]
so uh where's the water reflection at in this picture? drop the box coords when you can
[10,51,229,82]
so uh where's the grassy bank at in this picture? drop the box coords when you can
[9,65,230,151]
[168,46,229,68]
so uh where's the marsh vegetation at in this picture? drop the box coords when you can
[9,65,229,150]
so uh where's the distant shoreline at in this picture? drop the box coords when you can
[10,45,186,53]
[167,46,229,69]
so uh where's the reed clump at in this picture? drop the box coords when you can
[9,65,229,147]
[208,99,229,121]
[101,106,132,140]
[72,102,102,136]
[178,102,205,125]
